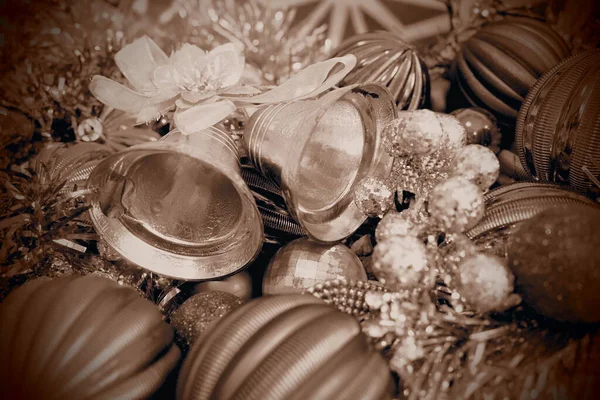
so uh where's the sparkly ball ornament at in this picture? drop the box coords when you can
[382,110,444,157]
[169,291,243,352]
[428,176,485,233]
[375,211,422,243]
[371,236,430,291]
[457,253,515,314]
[453,144,500,191]
[354,176,395,217]
[508,204,600,323]
[263,238,368,295]
[451,108,502,154]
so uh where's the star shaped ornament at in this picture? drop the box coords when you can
[270,0,451,48]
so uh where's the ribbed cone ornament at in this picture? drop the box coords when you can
[177,294,393,400]
[0,275,180,399]
[516,49,600,199]
[86,126,263,280]
[244,84,396,243]
[333,31,429,111]
[454,17,570,123]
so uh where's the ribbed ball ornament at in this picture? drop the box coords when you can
[454,18,570,123]
[516,49,600,199]
[333,31,429,111]
[0,275,180,399]
[177,294,393,400]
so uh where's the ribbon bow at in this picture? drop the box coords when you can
[90,36,357,135]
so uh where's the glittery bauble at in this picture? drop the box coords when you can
[354,176,395,217]
[382,110,444,157]
[453,145,500,191]
[457,253,514,314]
[508,204,600,323]
[371,236,430,291]
[169,291,243,352]
[375,211,422,243]
[428,176,485,233]
[435,113,468,151]
[194,271,252,301]
[451,108,502,154]
[263,238,367,295]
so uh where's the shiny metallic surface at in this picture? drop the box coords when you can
[87,127,263,280]
[176,294,392,400]
[244,84,396,243]
[262,238,367,295]
[516,49,600,199]
[465,182,600,240]
[333,31,429,111]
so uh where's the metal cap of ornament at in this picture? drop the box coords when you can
[244,84,397,243]
[86,126,264,280]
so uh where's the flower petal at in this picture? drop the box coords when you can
[236,54,357,104]
[115,35,169,94]
[136,99,176,124]
[90,76,153,114]
[174,100,236,134]
[181,91,217,104]
[220,84,262,96]
[205,43,245,88]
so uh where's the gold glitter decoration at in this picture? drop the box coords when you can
[375,211,423,243]
[452,144,500,191]
[353,176,394,218]
[371,236,431,291]
[508,204,600,323]
[304,278,386,317]
[169,291,243,353]
[428,176,485,233]
[383,111,445,157]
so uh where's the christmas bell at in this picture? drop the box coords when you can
[244,84,396,242]
[86,126,264,280]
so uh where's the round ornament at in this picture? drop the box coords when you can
[334,31,429,111]
[375,211,422,243]
[457,253,514,314]
[0,275,180,399]
[428,176,485,233]
[177,294,393,400]
[516,49,600,199]
[263,238,368,295]
[450,107,502,154]
[194,270,252,301]
[354,176,395,217]
[371,236,430,291]
[507,204,600,323]
[453,144,500,191]
[169,291,243,353]
[383,111,444,157]
[454,18,570,123]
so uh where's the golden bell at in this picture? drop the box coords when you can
[244,84,396,242]
[86,126,263,280]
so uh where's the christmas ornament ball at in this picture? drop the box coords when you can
[458,253,514,314]
[263,238,367,295]
[0,275,180,399]
[453,144,500,191]
[451,107,502,154]
[177,294,393,400]
[454,18,570,123]
[375,211,423,243]
[169,291,243,352]
[354,176,395,217]
[383,111,444,157]
[371,236,430,291]
[428,176,485,233]
[508,204,600,322]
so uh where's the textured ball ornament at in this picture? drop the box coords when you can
[371,236,430,291]
[454,18,570,123]
[375,211,423,243]
[169,291,243,353]
[451,108,502,154]
[457,253,515,314]
[334,31,429,111]
[177,294,393,400]
[263,238,368,295]
[516,49,600,199]
[428,176,485,233]
[354,176,395,217]
[0,275,180,399]
[382,110,444,157]
[453,144,500,191]
[508,204,600,323]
